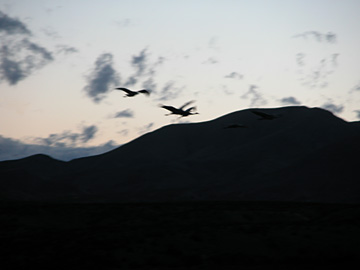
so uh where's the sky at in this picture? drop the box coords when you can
[1,0,360,161]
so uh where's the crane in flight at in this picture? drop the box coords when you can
[115,87,151,97]
[160,100,199,117]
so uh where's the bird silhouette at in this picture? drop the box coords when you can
[115,87,150,97]
[160,100,199,117]
[251,110,278,120]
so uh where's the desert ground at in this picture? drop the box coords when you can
[1,200,359,269]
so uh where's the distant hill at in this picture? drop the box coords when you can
[1,106,360,203]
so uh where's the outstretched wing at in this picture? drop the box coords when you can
[115,87,133,94]
[138,89,151,96]
[160,105,178,114]
[179,100,195,110]
[185,106,197,113]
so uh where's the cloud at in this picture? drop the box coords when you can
[0,11,54,85]
[156,81,184,101]
[124,49,165,88]
[349,82,360,93]
[41,27,61,39]
[113,109,134,118]
[35,125,98,147]
[114,18,131,28]
[81,125,98,143]
[224,72,243,80]
[0,10,31,35]
[293,31,337,43]
[208,36,220,51]
[221,85,234,95]
[241,85,267,107]
[24,39,54,61]
[280,96,301,105]
[321,102,344,114]
[142,77,157,91]
[354,110,360,120]
[296,55,338,89]
[131,48,147,76]
[83,53,120,103]
[138,122,154,135]
[296,53,305,67]
[0,134,118,161]
[0,38,54,85]
[56,45,78,55]
[331,53,339,66]
[203,57,218,64]
[118,129,129,136]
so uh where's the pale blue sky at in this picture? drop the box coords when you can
[1,0,360,160]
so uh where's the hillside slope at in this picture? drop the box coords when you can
[1,106,360,202]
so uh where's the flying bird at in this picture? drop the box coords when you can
[160,100,199,117]
[115,87,150,97]
[251,110,278,120]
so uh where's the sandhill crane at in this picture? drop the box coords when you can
[115,87,151,97]
[160,100,199,117]
[251,110,278,120]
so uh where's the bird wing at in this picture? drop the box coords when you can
[138,89,150,95]
[115,88,133,94]
[160,105,178,113]
[179,100,195,110]
[185,106,197,112]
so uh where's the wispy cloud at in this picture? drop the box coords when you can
[56,44,78,55]
[349,81,360,93]
[296,53,305,67]
[124,48,148,86]
[280,96,301,105]
[354,110,360,120]
[34,125,98,147]
[296,55,338,89]
[118,129,129,136]
[113,109,134,118]
[202,57,218,64]
[156,81,184,101]
[83,53,120,103]
[24,39,54,61]
[221,85,234,95]
[241,85,267,107]
[293,30,339,89]
[138,122,154,135]
[131,48,147,76]
[321,102,344,114]
[293,31,337,43]
[142,77,157,91]
[124,49,165,89]
[114,18,132,28]
[0,11,54,85]
[224,72,243,80]
[208,36,220,51]
[81,125,98,143]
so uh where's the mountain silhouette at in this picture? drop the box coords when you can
[1,106,360,203]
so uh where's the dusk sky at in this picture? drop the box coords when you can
[1,0,360,161]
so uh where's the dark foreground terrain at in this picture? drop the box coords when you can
[1,201,359,269]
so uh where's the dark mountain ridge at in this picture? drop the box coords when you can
[1,106,360,203]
